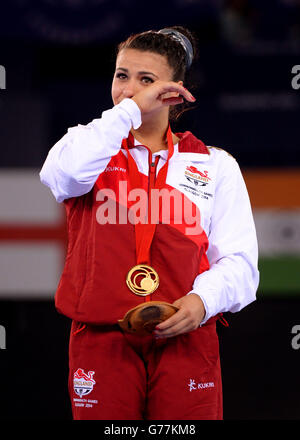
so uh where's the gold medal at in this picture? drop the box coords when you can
[126,264,159,296]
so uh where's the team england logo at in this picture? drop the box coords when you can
[73,368,96,398]
[185,166,211,187]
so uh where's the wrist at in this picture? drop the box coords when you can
[117,98,142,129]
[188,292,206,324]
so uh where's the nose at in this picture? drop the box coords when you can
[122,79,136,99]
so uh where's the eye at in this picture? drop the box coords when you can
[115,72,127,80]
[141,76,154,84]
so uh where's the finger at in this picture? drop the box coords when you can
[160,91,180,99]
[157,82,195,102]
[155,317,192,338]
[161,96,184,106]
[156,308,187,331]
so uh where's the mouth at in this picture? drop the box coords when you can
[113,97,123,105]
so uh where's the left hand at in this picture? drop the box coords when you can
[154,294,206,339]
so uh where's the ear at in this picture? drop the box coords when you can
[178,80,183,87]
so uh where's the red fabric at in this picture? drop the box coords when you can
[177,131,209,154]
[54,131,210,325]
[68,319,222,420]
[60,131,223,421]
[122,125,174,266]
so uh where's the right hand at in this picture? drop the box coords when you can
[132,80,196,117]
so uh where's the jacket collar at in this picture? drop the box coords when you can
[176,131,209,155]
[126,131,209,155]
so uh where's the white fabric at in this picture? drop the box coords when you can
[40,98,141,203]
[186,149,259,324]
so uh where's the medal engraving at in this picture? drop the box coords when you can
[126,264,159,296]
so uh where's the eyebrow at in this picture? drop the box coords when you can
[116,67,158,78]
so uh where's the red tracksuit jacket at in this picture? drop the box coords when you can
[40,98,259,327]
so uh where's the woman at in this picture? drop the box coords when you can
[40,26,259,420]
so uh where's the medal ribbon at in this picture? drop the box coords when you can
[122,125,174,266]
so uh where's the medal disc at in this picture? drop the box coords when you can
[126,264,159,296]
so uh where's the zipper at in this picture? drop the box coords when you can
[149,156,159,185]
[148,154,160,219]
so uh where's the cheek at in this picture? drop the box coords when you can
[111,80,119,103]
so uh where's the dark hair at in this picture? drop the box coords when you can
[116,26,198,120]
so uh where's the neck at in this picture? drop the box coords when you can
[131,114,178,153]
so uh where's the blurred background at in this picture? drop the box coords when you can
[0,0,300,420]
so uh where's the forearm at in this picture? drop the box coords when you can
[188,251,259,324]
[39,98,141,202]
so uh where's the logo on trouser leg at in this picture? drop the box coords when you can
[73,368,96,397]
[188,378,215,392]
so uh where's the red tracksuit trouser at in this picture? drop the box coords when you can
[68,318,223,420]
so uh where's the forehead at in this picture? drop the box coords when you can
[116,48,172,77]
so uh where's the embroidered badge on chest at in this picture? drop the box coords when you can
[178,165,213,200]
[185,166,211,187]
